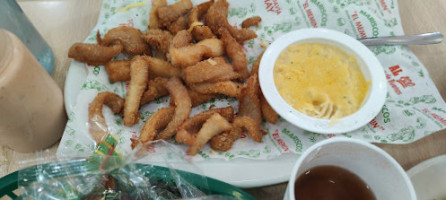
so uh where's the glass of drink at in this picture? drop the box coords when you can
[0,0,55,74]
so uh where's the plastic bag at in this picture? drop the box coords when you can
[17,140,238,200]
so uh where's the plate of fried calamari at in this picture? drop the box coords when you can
[63,0,301,188]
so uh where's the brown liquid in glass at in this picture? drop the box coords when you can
[294,165,376,200]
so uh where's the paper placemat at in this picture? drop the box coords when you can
[57,0,446,161]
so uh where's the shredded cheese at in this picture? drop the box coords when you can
[207,59,217,65]
[115,2,147,13]
[188,21,204,32]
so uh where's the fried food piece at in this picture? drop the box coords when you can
[183,57,241,84]
[149,0,167,29]
[175,128,196,146]
[100,26,150,55]
[140,77,169,105]
[68,41,123,66]
[204,0,229,30]
[141,56,182,79]
[187,113,232,155]
[139,107,175,143]
[190,81,243,98]
[188,1,215,41]
[168,36,223,68]
[105,57,181,82]
[210,129,238,151]
[142,29,173,55]
[249,53,278,124]
[157,0,193,27]
[188,89,218,107]
[229,27,258,43]
[191,26,215,41]
[250,52,263,76]
[188,0,214,26]
[123,56,149,126]
[238,75,262,125]
[155,77,191,140]
[205,0,257,43]
[260,94,278,124]
[89,92,125,143]
[210,115,262,151]
[105,60,130,82]
[220,28,247,72]
[176,106,234,145]
[233,116,262,142]
[171,30,192,48]
[167,16,188,35]
[197,38,225,57]
[168,44,211,68]
[154,50,167,60]
[241,16,262,28]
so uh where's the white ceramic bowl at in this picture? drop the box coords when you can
[407,155,446,200]
[259,28,387,134]
[284,138,416,200]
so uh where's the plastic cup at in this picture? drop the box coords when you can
[0,0,54,74]
[284,138,416,200]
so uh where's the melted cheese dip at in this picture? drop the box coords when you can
[274,43,370,119]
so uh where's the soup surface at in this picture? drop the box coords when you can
[274,43,370,119]
[294,165,376,200]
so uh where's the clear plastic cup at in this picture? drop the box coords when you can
[0,0,55,74]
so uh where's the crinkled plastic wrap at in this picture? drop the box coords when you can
[17,141,237,200]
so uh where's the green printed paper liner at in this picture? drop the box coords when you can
[58,0,446,161]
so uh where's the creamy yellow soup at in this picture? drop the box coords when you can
[274,43,370,119]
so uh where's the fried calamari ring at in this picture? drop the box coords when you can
[142,29,173,55]
[123,56,149,126]
[139,107,175,143]
[187,113,232,155]
[238,75,262,125]
[105,60,131,82]
[157,0,193,27]
[155,77,192,140]
[220,28,247,72]
[241,16,262,28]
[68,41,123,66]
[89,92,125,143]
[140,77,169,105]
[100,26,150,55]
[183,57,241,84]
[167,16,188,35]
[190,81,243,98]
[148,0,167,29]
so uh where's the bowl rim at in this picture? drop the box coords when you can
[286,137,416,200]
[259,28,387,134]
